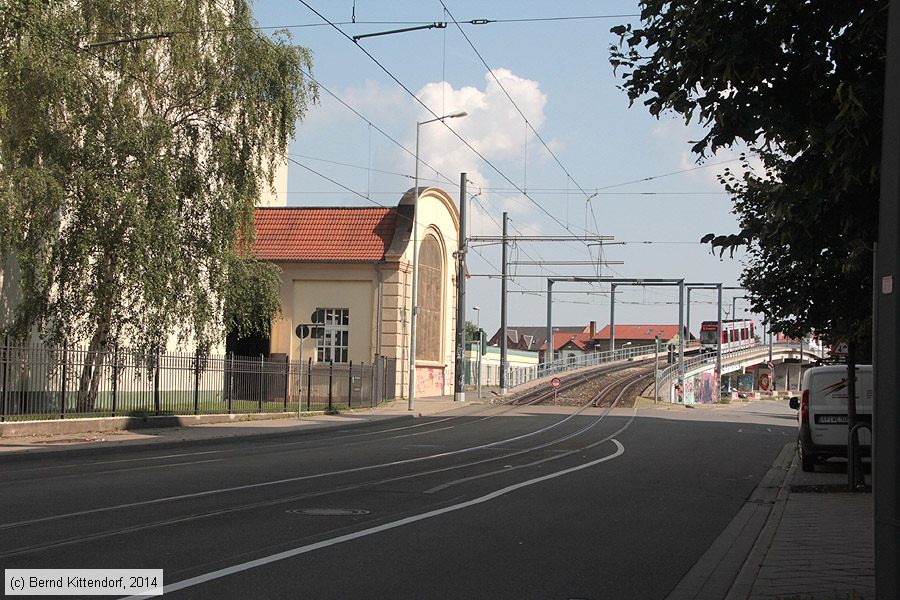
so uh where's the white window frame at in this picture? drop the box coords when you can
[316,308,349,363]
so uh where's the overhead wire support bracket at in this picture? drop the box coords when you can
[82,32,173,48]
[469,235,614,243]
[352,22,446,42]
[510,260,624,266]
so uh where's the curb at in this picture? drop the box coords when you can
[0,411,311,438]
[725,450,798,600]
[0,413,416,464]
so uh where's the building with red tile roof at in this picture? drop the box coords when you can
[254,187,460,400]
[592,324,695,351]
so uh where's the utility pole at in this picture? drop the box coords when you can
[609,283,617,353]
[500,212,509,395]
[546,278,554,367]
[717,284,723,395]
[453,173,467,403]
[678,280,685,392]
[654,335,660,403]
[686,287,692,347]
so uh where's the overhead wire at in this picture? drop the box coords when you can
[440,0,605,277]
[81,13,641,39]
[294,0,599,247]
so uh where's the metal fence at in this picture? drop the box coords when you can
[505,343,658,390]
[0,341,396,422]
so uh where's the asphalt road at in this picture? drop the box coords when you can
[0,399,797,599]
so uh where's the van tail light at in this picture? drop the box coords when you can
[800,389,810,424]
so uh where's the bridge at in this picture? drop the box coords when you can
[656,341,826,403]
[505,341,826,404]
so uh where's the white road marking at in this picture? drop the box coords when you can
[123,439,626,599]
[425,405,638,494]
[0,407,589,531]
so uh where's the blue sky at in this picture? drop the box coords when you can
[252,0,755,336]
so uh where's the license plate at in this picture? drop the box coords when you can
[815,414,848,424]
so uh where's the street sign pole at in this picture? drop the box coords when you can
[298,335,303,418]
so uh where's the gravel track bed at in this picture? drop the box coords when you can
[540,365,653,408]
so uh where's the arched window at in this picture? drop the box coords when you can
[416,234,443,362]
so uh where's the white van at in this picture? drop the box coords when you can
[789,365,872,471]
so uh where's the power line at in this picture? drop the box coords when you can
[441,1,596,207]
[294,0,601,252]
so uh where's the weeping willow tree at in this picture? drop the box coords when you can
[0,1,316,410]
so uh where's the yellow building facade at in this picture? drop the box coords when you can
[257,187,460,399]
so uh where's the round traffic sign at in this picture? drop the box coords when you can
[551,377,561,389]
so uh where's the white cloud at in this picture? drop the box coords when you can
[413,69,549,235]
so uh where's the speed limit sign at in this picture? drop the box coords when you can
[551,377,561,389]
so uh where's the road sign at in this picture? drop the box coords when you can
[551,377,561,389]
[295,324,324,339]
[830,341,849,356]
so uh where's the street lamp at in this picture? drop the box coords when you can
[473,305,481,399]
[408,110,468,411]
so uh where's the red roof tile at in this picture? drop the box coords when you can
[253,207,398,262]
[593,324,692,341]
[539,331,593,351]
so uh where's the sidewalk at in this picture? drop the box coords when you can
[670,443,875,600]
[0,394,478,458]
[732,455,874,600]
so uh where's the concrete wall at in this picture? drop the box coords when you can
[257,160,289,207]
[405,189,460,397]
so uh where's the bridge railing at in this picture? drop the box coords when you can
[506,343,657,390]
[656,341,821,402]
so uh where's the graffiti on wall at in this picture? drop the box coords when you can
[416,366,445,397]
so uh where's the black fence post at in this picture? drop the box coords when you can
[111,345,119,417]
[306,357,312,412]
[59,341,68,419]
[370,356,377,408]
[193,348,201,415]
[283,354,290,412]
[227,352,234,414]
[348,360,353,409]
[153,351,161,416]
[328,359,334,413]
[1,335,9,422]
[258,355,264,413]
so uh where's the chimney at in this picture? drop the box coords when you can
[589,320,597,338]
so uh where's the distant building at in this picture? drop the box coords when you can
[591,324,695,351]
[488,321,603,363]
[486,325,587,353]
[252,187,460,399]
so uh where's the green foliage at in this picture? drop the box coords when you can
[465,320,480,341]
[224,255,282,340]
[611,1,886,345]
[0,0,317,352]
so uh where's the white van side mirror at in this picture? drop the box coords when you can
[789,397,800,410]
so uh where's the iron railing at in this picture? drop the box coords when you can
[656,341,824,402]
[0,341,395,422]
[505,343,658,390]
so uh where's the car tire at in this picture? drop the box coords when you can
[800,446,815,472]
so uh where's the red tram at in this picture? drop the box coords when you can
[699,319,756,352]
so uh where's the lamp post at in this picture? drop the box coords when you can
[473,305,481,399]
[408,110,467,411]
